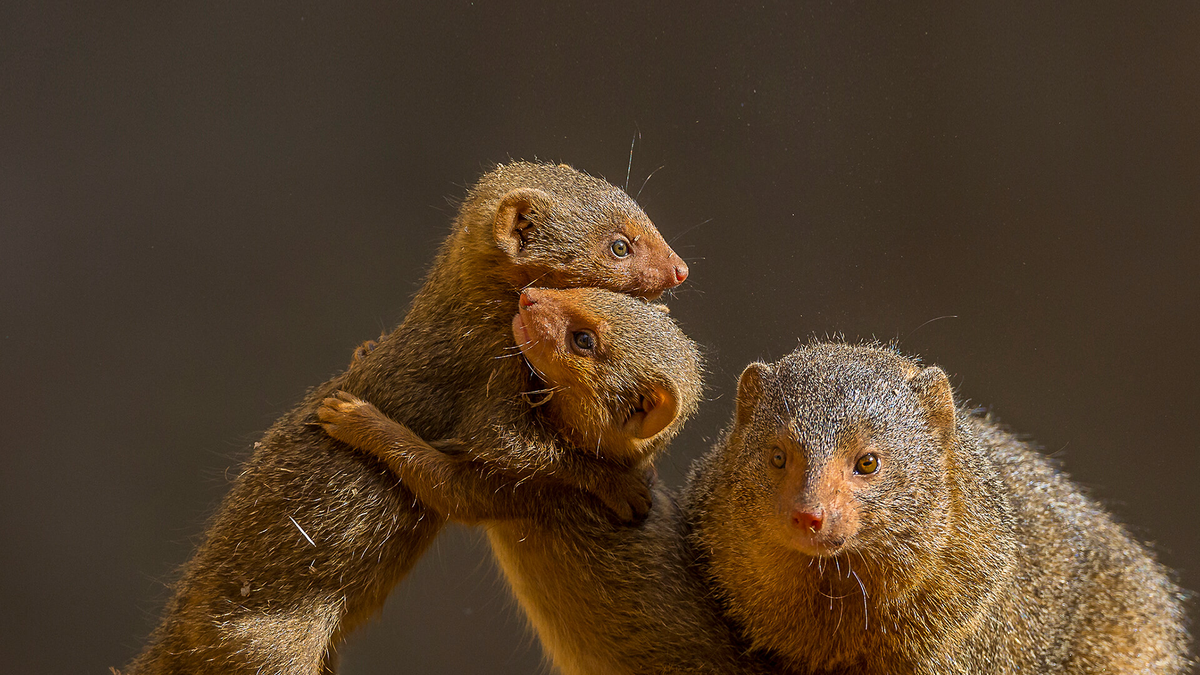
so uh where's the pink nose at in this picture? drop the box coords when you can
[674,262,689,284]
[792,509,824,533]
[519,290,538,309]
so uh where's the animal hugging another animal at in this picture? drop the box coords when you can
[124,162,1190,674]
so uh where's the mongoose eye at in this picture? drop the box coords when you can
[610,238,630,258]
[571,330,597,353]
[854,453,880,475]
[770,449,786,469]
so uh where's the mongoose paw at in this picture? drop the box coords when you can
[594,468,654,525]
[316,390,374,446]
[351,339,379,364]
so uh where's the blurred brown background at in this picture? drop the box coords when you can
[2,2,1197,672]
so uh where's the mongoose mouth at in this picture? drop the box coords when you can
[787,535,848,558]
[512,311,532,349]
[511,311,549,374]
[511,302,561,385]
[781,517,850,558]
[512,305,550,358]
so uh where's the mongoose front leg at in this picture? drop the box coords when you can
[550,451,654,523]
[317,391,649,523]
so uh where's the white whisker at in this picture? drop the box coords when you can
[635,164,665,202]
[851,568,869,632]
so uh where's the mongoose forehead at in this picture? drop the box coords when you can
[733,343,934,462]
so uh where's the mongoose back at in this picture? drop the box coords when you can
[124,162,689,674]
[685,341,1192,674]
[318,288,783,675]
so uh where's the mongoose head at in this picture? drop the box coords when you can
[721,342,957,560]
[512,287,702,465]
[460,162,688,300]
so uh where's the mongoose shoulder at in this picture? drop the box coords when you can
[684,341,1192,674]
[125,162,688,674]
[318,288,783,675]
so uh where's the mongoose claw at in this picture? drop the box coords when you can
[350,335,385,364]
[595,469,654,525]
[316,390,370,445]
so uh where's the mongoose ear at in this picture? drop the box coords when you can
[735,362,772,428]
[493,188,552,258]
[907,366,956,437]
[630,385,679,440]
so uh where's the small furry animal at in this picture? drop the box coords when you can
[317,287,694,525]
[684,341,1192,674]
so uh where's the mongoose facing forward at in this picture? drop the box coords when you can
[125,162,689,674]
[318,288,783,675]
[685,341,1192,674]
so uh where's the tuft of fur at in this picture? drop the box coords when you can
[684,341,1192,674]
[125,162,687,674]
[317,290,783,675]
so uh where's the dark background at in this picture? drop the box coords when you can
[3,2,1197,672]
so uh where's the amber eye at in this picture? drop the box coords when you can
[770,448,786,469]
[572,330,596,353]
[854,453,880,475]
[610,238,630,257]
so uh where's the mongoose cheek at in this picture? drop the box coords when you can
[562,263,669,300]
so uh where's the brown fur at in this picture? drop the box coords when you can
[124,162,687,674]
[684,341,1193,674]
[318,288,693,522]
[318,289,783,675]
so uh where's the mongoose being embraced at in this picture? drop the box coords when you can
[317,287,782,675]
[125,162,689,674]
[685,341,1192,674]
[319,287,694,526]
